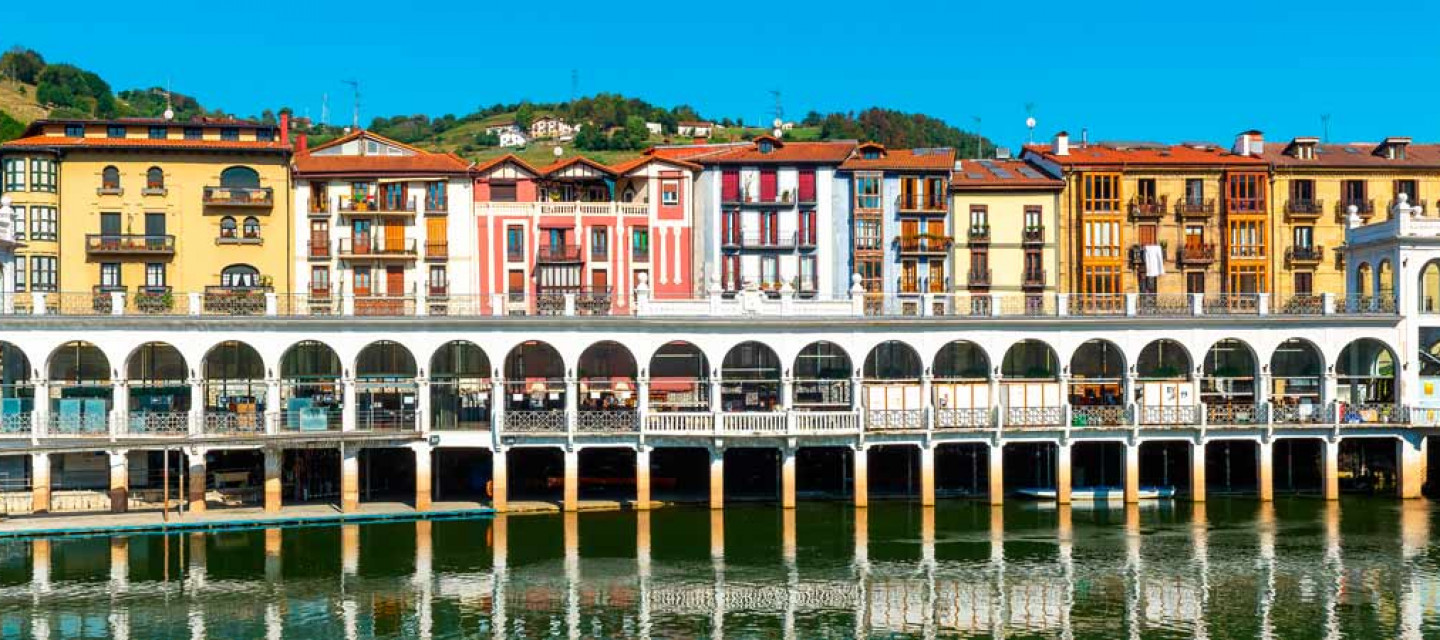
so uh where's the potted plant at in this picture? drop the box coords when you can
[135,289,173,314]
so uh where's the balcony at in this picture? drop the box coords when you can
[425,242,449,261]
[1285,199,1324,218]
[1022,226,1044,244]
[632,248,650,262]
[1286,245,1324,265]
[1337,198,1374,218]
[897,234,953,255]
[1175,198,1216,217]
[967,269,991,287]
[339,196,416,215]
[898,195,946,214]
[202,286,270,315]
[721,190,797,208]
[537,244,582,263]
[307,240,330,259]
[1176,243,1216,265]
[427,282,449,298]
[337,237,417,260]
[85,234,176,256]
[424,199,448,214]
[1128,242,1168,269]
[203,186,274,208]
[967,225,991,243]
[1022,269,1045,288]
[1129,196,1167,218]
[739,233,798,250]
[797,232,817,250]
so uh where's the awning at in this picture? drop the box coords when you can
[538,220,575,229]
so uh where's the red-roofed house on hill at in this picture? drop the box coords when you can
[472,153,699,314]
[291,130,474,314]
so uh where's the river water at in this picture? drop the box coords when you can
[0,498,1437,639]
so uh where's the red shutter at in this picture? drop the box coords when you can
[760,169,777,202]
[798,169,815,202]
[722,170,739,201]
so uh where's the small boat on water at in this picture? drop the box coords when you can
[1015,486,1176,501]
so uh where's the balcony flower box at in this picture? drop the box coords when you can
[135,289,174,314]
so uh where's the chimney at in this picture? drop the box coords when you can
[1234,130,1264,156]
[1052,131,1070,156]
[297,133,308,154]
[1080,128,1088,148]
[280,112,289,145]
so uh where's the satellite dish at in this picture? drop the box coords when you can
[772,118,782,129]
[553,146,564,157]
[772,128,782,138]
[1026,117,1036,129]
[163,107,175,121]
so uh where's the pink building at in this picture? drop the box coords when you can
[473,153,699,314]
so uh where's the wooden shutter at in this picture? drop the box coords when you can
[722,170,739,201]
[760,169,777,202]
[427,217,447,245]
[798,169,815,202]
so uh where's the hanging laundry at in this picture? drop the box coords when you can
[1144,244,1166,278]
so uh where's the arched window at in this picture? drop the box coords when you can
[219,166,260,188]
[220,264,260,288]
[242,216,260,239]
[146,167,164,190]
[101,166,120,190]
[219,216,237,238]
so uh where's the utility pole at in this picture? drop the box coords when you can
[770,89,783,125]
[321,93,329,127]
[1321,114,1331,144]
[343,80,360,130]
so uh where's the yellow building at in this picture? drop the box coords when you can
[948,157,1063,300]
[1257,135,1440,301]
[0,117,292,312]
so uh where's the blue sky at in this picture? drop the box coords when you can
[7,0,1437,148]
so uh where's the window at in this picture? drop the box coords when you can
[590,227,608,260]
[243,216,260,239]
[148,126,168,140]
[1293,226,1314,248]
[1294,272,1313,296]
[760,255,779,287]
[311,266,331,293]
[1136,178,1157,202]
[106,125,126,139]
[1228,265,1266,294]
[184,127,203,140]
[1395,179,1419,206]
[100,212,121,237]
[381,182,407,210]
[901,260,919,292]
[1024,206,1042,231]
[220,264,260,288]
[721,255,740,291]
[429,265,447,291]
[220,166,260,188]
[1228,220,1265,258]
[799,169,817,202]
[1138,224,1158,246]
[900,177,920,209]
[354,267,373,296]
[29,206,55,241]
[1341,180,1367,205]
[2,158,23,191]
[926,177,946,209]
[631,227,650,260]
[1227,173,1265,212]
[144,212,165,241]
[1184,179,1205,205]
[220,127,240,141]
[145,263,166,288]
[721,170,739,202]
[219,216,237,238]
[505,226,524,261]
[722,210,741,245]
[256,128,275,142]
[969,206,989,234]
[425,181,447,211]
[759,169,777,202]
[14,258,23,292]
[660,180,679,206]
[758,139,775,154]
[100,263,121,288]
[1083,220,1120,258]
[1290,179,1315,203]
[30,158,55,192]
[146,167,164,191]
[855,174,881,210]
[798,210,816,245]
[855,219,881,251]
[64,124,84,137]
[1186,272,1206,295]
[857,258,881,293]
[101,166,120,191]
[1023,252,1043,282]
[1082,173,1122,212]
[1081,264,1120,294]
[29,256,56,291]
[799,255,817,292]
[11,206,22,240]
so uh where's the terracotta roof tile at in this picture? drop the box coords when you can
[471,153,541,177]
[293,130,470,175]
[692,139,856,165]
[1024,142,1265,167]
[536,156,616,176]
[1259,141,1440,168]
[0,136,288,153]
[607,155,701,174]
[949,159,1064,190]
[839,147,956,171]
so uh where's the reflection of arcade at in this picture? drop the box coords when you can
[647,342,709,412]
[721,341,780,412]
[281,341,341,431]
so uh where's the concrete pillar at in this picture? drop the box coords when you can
[31,452,50,514]
[414,443,432,511]
[113,379,130,436]
[781,447,796,509]
[988,442,1004,506]
[635,447,651,510]
[187,450,206,515]
[709,448,724,509]
[341,378,356,432]
[1191,439,1207,502]
[1399,436,1427,500]
[853,446,869,508]
[919,444,935,507]
[1056,442,1072,505]
[1124,440,1140,504]
[1257,439,1274,502]
[263,448,282,513]
[416,377,431,434]
[562,448,578,512]
[109,450,128,513]
[491,448,508,512]
[1323,438,1340,501]
[341,446,360,513]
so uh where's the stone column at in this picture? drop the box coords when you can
[187,377,203,436]
[414,443,432,511]
[265,378,281,436]
[109,450,128,513]
[988,441,1004,506]
[263,448,282,513]
[1257,438,1274,502]
[416,376,431,434]
[781,447,796,509]
[709,447,724,509]
[1190,439,1207,502]
[562,447,578,512]
[1056,441,1072,505]
[564,376,578,435]
[1124,440,1140,504]
[853,445,869,508]
[635,446,651,511]
[341,377,356,432]
[1399,435,1427,500]
[490,448,508,512]
[31,452,50,514]
[919,444,936,507]
[341,446,360,513]
[187,449,207,515]
[113,378,130,436]
[1323,438,1340,501]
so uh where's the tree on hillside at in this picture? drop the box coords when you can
[0,47,45,84]
[37,64,115,117]
[0,110,23,143]
[515,103,535,130]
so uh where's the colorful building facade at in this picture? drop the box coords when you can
[948,157,1064,303]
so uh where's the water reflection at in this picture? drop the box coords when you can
[1,499,1439,638]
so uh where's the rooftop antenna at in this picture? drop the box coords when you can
[972,116,984,159]
[1024,102,1036,145]
[342,79,360,130]
[1321,114,1331,144]
[769,89,783,126]
[321,93,329,127]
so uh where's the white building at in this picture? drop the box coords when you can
[530,116,579,140]
[497,129,529,148]
[645,122,663,136]
[677,121,714,138]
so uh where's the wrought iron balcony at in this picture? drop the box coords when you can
[425,242,449,260]
[1129,196,1167,218]
[85,234,176,255]
[1176,243,1216,265]
[337,237,417,259]
[1338,198,1374,217]
[338,196,416,214]
[1022,269,1046,288]
[1285,245,1324,264]
[967,268,991,287]
[536,244,582,263]
[897,234,953,255]
[1022,226,1044,244]
[1175,198,1215,216]
[203,186,274,207]
[1285,199,1324,217]
[967,225,991,243]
